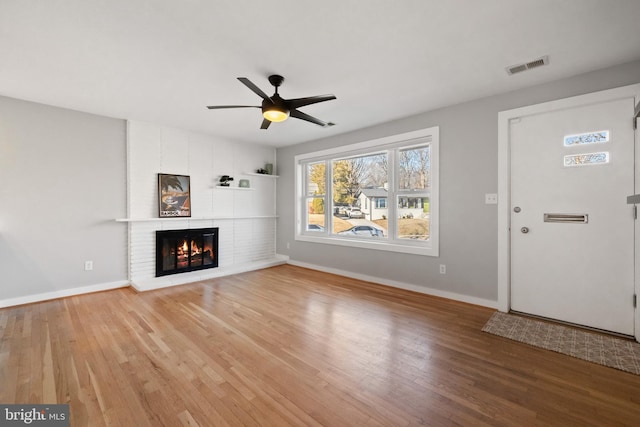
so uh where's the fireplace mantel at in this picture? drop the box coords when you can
[115,215,278,222]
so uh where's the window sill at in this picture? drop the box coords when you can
[295,234,438,256]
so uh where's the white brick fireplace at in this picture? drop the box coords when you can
[119,120,284,291]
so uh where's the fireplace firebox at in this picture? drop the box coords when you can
[156,228,218,277]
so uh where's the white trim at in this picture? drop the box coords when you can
[635,93,640,342]
[0,258,289,307]
[0,258,497,312]
[497,109,511,312]
[131,256,288,292]
[287,259,497,309]
[296,234,436,256]
[0,280,129,308]
[295,128,435,161]
[125,120,134,289]
[498,83,640,340]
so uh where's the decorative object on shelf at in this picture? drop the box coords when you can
[256,168,268,174]
[219,175,234,186]
[158,173,191,218]
[238,179,250,188]
[265,163,273,175]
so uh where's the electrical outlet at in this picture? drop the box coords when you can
[84,260,93,271]
[439,264,446,274]
[485,193,498,204]
[286,242,290,249]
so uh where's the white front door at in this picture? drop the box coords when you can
[510,94,636,336]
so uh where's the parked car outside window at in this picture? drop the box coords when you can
[338,225,383,237]
[334,204,350,216]
[347,208,364,218]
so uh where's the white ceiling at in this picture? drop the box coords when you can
[2,0,640,147]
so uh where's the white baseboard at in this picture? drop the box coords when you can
[0,257,290,307]
[286,259,498,309]
[0,280,129,309]
[0,257,495,310]
[130,256,289,292]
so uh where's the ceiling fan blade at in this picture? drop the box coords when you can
[206,105,260,109]
[260,118,272,130]
[286,94,336,109]
[290,109,330,127]
[238,77,272,101]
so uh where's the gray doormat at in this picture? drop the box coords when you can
[482,311,640,375]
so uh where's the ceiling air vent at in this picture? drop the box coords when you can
[506,55,549,75]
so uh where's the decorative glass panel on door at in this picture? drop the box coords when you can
[563,130,609,147]
[563,152,610,167]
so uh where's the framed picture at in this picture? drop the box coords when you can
[158,174,191,218]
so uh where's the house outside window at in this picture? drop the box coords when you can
[295,127,439,256]
[359,188,389,220]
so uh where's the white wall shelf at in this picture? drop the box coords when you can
[215,185,255,190]
[245,172,279,178]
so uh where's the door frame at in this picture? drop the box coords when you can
[497,83,640,341]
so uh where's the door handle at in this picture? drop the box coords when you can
[521,227,530,234]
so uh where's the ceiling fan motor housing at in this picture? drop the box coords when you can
[262,94,287,111]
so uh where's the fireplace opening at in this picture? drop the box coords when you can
[156,228,218,277]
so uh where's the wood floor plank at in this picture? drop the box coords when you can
[2,264,640,426]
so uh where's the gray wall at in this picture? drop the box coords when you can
[276,59,640,303]
[0,96,127,300]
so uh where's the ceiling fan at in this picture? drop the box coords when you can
[206,74,336,129]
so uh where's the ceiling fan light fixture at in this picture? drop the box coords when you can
[263,106,289,122]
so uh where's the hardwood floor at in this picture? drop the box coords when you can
[1,265,639,426]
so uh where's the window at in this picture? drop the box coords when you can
[296,127,439,256]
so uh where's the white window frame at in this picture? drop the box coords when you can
[295,127,439,256]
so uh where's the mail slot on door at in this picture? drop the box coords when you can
[543,213,588,223]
